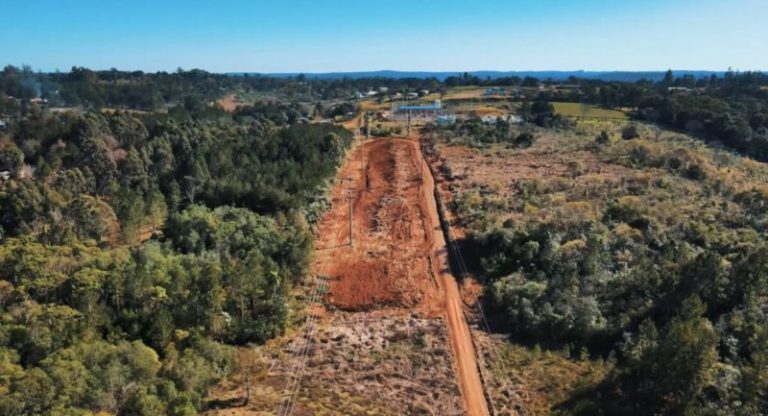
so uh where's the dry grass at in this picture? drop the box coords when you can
[450,103,510,116]
[496,342,610,416]
[204,314,464,416]
[436,118,768,234]
[552,102,628,119]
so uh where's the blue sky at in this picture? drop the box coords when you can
[1,0,766,73]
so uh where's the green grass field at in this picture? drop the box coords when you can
[553,102,628,119]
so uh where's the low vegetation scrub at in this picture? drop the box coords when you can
[436,119,768,414]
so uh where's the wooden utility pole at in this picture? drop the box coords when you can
[244,355,253,406]
[359,127,364,174]
[346,189,354,247]
[407,110,412,137]
[343,178,354,246]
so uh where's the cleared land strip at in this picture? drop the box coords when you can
[315,135,490,415]
[205,134,491,415]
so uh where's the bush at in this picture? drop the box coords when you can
[622,124,640,140]
[595,130,611,145]
[514,132,535,148]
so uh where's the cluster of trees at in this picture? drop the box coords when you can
[444,72,541,88]
[0,94,352,414]
[474,213,768,414]
[637,92,768,161]
[424,118,536,149]
[535,70,768,162]
[0,66,243,112]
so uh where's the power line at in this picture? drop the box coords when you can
[279,135,367,416]
[276,178,345,416]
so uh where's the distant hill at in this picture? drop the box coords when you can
[230,70,728,82]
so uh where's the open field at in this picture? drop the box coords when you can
[205,314,465,416]
[441,86,519,101]
[448,102,515,116]
[552,102,628,119]
[427,118,768,232]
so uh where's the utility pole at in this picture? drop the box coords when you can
[359,126,364,174]
[346,189,354,247]
[244,355,253,406]
[407,110,412,137]
[343,178,354,247]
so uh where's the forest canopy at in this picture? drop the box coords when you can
[0,84,352,414]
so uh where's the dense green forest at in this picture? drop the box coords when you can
[0,68,353,414]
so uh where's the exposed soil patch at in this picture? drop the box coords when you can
[317,138,445,314]
[206,134,491,416]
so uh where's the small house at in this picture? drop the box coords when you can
[481,114,523,124]
[0,120,6,130]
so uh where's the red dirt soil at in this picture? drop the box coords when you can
[317,138,445,314]
[314,135,490,416]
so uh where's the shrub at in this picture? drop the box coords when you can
[622,124,640,140]
[595,130,611,145]
[514,132,535,148]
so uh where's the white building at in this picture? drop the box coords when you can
[481,114,523,124]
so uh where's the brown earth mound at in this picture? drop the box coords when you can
[316,138,444,313]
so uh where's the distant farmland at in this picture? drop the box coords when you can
[552,102,628,119]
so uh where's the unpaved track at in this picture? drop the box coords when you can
[417,137,491,416]
[316,135,490,416]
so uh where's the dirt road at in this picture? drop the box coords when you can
[314,135,490,416]
[418,138,491,416]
